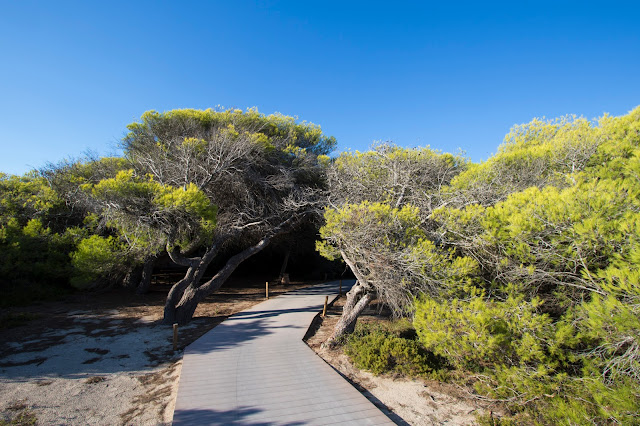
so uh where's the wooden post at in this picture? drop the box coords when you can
[266,281,269,299]
[173,323,178,351]
[322,295,328,318]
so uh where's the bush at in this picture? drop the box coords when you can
[70,235,128,289]
[345,321,446,377]
[413,294,562,371]
[414,294,640,424]
[0,219,75,306]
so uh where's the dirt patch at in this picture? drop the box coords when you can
[305,295,500,425]
[0,275,314,425]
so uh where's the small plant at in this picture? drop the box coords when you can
[475,412,516,426]
[345,320,447,378]
[84,376,106,384]
[1,401,37,426]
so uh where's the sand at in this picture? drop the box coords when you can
[2,283,497,425]
[0,309,189,425]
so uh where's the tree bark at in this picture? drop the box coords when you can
[122,265,143,291]
[324,280,375,347]
[135,255,158,294]
[162,215,301,325]
[278,250,290,282]
[171,237,272,325]
[163,268,196,324]
[324,250,376,347]
[162,243,216,324]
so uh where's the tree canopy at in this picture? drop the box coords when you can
[107,108,334,323]
[317,144,469,343]
[316,106,640,423]
[2,103,639,423]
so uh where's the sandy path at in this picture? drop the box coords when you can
[0,281,312,425]
[0,309,190,425]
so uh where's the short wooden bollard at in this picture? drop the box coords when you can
[173,323,178,351]
[266,281,269,299]
[322,295,328,318]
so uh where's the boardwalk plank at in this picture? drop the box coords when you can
[172,280,395,425]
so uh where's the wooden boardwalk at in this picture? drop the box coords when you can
[172,280,395,425]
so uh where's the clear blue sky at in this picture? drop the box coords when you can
[1,1,639,175]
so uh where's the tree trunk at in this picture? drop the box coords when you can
[163,216,301,325]
[323,250,376,347]
[162,242,221,324]
[162,269,195,324]
[278,250,290,282]
[135,255,158,294]
[324,280,375,347]
[164,237,272,325]
[174,237,272,324]
[122,265,143,291]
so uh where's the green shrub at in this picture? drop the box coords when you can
[0,218,75,306]
[70,235,128,289]
[475,412,516,426]
[345,321,446,377]
[413,294,562,372]
[413,294,640,424]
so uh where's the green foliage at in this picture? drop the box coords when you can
[317,202,436,313]
[329,144,467,210]
[317,201,423,261]
[413,106,640,424]
[70,235,129,289]
[124,107,336,158]
[345,320,446,377]
[449,114,602,203]
[0,174,77,305]
[414,294,564,371]
[578,294,640,384]
[0,409,37,426]
[320,107,640,424]
[67,168,220,289]
[414,293,640,424]
[407,238,479,298]
[86,169,217,247]
[0,173,60,226]
[475,413,516,426]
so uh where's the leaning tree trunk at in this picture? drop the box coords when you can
[170,237,272,325]
[174,238,273,324]
[122,265,143,291]
[324,280,375,347]
[135,254,158,294]
[162,216,300,325]
[324,250,376,347]
[162,243,220,324]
